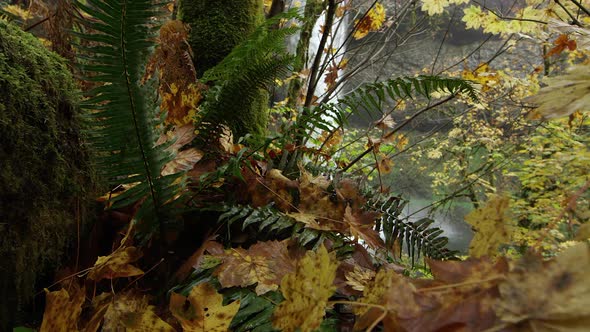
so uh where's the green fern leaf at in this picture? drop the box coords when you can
[75,0,186,237]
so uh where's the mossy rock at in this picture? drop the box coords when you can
[0,21,95,328]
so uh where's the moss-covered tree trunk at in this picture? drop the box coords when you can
[178,0,270,137]
[0,21,96,329]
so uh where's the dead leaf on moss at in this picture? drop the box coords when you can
[40,286,85,332]
[170,282,240,332]
[272,245,338,332]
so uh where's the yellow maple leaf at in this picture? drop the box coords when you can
[353,3,386,39]
[462,63,500,92]
[170,282,240,332]
[99,292,175,332]
[466,195,514,258]
[272,245,338,332]
[40,286,85,332]
[88,246,144,281]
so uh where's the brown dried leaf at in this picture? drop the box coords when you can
[170,282,240,332]
[40,286,85,332]
[162,148,204,176]
[212,240,296,295]
[496,243,590,330]
[344,205,384,249]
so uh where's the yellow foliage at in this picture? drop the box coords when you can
[462,63,500,92]
[353,3,386,40]
[272,245,338,332]
[466,195,514,258]
[170,282,240,332]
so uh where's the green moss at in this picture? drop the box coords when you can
[0,20,95,328]
[179,0,270,138]
[178,0,264,77]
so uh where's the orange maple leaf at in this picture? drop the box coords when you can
[546,34,577,57]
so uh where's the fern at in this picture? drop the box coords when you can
[369,195,459,264]
[335,75,479,117]
[214,204,323,247]
[194,9,300,143]
[74,0,186,237]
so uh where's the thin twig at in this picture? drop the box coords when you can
[341,95,455,173]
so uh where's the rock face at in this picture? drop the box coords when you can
[0,21,95,328]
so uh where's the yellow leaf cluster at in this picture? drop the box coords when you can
[353,3,386,40]
[272,245,338,332]
[462,63,500,92]
[466,195,514,258]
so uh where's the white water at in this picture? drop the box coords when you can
[286,0,350,102]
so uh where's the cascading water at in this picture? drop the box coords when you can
[285,0,350,103]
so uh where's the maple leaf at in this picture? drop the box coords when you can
[87,246,144,281]
[546,33,577,57]
[162,148,204,176]
[40,286,85,332]
[170,282,240,332]
[211,240,296,295]
[496,242,590,330]
[100,292,175,332]
[272,245,338,332]
[525,64,590,119]
[462,63,500,92]
[344,205,384,249]
[353,3,386,39]
[465,195,514,258]
[376,154,394,175]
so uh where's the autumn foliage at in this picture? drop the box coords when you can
[3,0,590,331]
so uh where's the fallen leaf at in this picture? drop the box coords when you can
[496,242,590,331]
[162,148,204,175]
[212,240,296,295]
[170,282,240,332]
[525,64,590,119]
[272,245,338,332]
[88,246,144,281]
[344,205,384,249]
[40,286,85,332]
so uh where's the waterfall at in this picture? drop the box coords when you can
[286,0,349,103]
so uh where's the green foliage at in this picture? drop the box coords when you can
[178,0,264,77]
[74,0,186,236]
[370,195,459,264]
[195,10,300,140]
[213,204,322,247]
[334,75,478,118]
